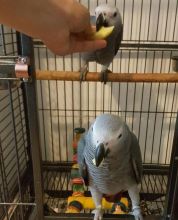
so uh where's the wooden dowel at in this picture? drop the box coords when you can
[35,70,178,83]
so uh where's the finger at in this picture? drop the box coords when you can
[69,38,107,53]
[69,3,91,33]
[83,25,97,39]
[84,24,94,35]
[92,26,96,32]
[71,25,97,41]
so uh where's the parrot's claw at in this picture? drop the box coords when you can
[92,207,103,220]
[80,64,88,81]
[130,206,144,220]
[100,69,111,84]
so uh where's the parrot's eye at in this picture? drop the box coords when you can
[118,134,122,139]
[113,12,117,17]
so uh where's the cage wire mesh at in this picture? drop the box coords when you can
[0,0,178,219]
[34,0,178,217]
[0,25,17,56]
[0,81,35,219]
[0,26,34,220]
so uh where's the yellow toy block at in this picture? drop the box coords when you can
[66,196,129,214]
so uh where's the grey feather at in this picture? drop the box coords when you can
[115,25,123,55]
[81,4,123,70]
[77,114,143,220]
[130,132,143,184]
[78,114,143,193]
[77,135,89,185]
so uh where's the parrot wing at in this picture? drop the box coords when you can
[130,132,143,184]
[115,24,123,55]
[77,135,89,186]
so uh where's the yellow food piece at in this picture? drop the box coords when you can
[92,26,114,40]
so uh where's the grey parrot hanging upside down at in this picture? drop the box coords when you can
[78,114,143,220]
[80,4,123,83]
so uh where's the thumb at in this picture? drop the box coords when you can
[69,3,91,33]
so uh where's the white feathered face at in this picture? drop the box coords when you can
[91,114,130,167]
[93,124,129,152]
[95,4,121,27]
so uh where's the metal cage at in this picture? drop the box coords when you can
[1,0,178,220]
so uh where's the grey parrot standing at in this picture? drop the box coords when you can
[80,4,123,83]
[78,114,143,220]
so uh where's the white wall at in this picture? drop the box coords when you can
[1,0,177,165]
[34,0,178,164]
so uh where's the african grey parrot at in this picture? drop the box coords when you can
[78,114,143,220]
[80,4,123,83]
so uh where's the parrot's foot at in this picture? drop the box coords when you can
[92,206,103,220]
[80,64,88,81]
[131,206,144,220]
[100,69,111,84]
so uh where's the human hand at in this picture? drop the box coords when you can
[0,0,106,55]
[41,0,107,55]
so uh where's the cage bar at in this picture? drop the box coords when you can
[1,0,178,220]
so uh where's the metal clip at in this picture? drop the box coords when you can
[15,56,30,79]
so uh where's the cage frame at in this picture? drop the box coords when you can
[8,33,178,220]
[1,10,178,219]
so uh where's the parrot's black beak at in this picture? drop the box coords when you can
[96,13,108,31]
[95,143,110,167]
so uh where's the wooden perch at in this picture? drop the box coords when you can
[35,70,178,83]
